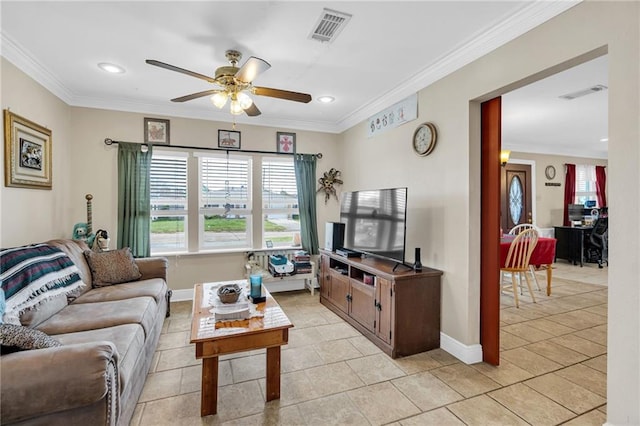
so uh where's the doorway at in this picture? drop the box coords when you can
[480,53,609,365]
[501,163,533,232]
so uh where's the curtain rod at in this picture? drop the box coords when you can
[103,138,323,159]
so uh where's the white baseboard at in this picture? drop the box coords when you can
[171,288,194,302]
[440,332,483,364]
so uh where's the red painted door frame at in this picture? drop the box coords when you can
[480,97,501,365]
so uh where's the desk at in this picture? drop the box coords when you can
[190,281,293,416]
[554,226,592,267]
[500,236,557,296]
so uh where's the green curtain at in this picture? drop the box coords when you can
[117,142,153,257]
[294,154,319,255]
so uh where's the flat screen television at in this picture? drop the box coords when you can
[339,187,408,263]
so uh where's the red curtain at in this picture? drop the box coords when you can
[563,164,576,226]
[595,165,607,207]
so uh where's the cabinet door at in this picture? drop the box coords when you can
[329,271,350,313]
[320,254,331,300]
[349,279,375,330]
[375,277,393,344]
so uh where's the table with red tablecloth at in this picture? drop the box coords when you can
[500,236,557,296]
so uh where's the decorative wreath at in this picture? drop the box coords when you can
[317,168,343,204]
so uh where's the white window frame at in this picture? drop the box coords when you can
[575,164,598,206]
[150,150,300,255]
[262,157,300,248]
[196,151,253,252]
[149,150,190,254]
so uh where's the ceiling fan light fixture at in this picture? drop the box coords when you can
[237,92,253,109]
[229,99,244,115]
[211,92,229,109]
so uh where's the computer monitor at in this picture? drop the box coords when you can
[568,204,584,221]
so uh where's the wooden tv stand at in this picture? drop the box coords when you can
[319,249,443,358]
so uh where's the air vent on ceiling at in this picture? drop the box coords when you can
[309,8,352,43]
[559,84,608,100]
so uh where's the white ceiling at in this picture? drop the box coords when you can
[2,1,605,157]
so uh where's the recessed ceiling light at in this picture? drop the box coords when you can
[600,138,609,142]
[98,62,125,74]
[317,96,335,103]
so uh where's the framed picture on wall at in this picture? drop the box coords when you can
[218,130,241,149]
[3,109,52,189]
[144,118,170,144]
[276,132,296,153]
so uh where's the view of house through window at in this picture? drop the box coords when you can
[150,152,188,253]
[199,154,251,250]
[149,150,300,254]
[262,158,300,248]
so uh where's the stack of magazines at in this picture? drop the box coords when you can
[294,250,312,274]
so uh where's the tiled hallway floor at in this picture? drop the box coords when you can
[132,262,608,425]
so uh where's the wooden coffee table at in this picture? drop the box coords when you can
[190,280,293,416]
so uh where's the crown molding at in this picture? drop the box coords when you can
[1,32,75,103]
[2,1,579,135]
[73,95,343,134]
[336,0,581,132]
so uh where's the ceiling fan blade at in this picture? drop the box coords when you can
[253,86,312,103]
[146,59,216,83]
[244,103,261,117]
[235,56,271,83]
[171,89,218,102]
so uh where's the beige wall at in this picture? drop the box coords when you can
[1,2,638,423]
[68,109,341,290]
[510,152,608,228]
[340,3,638,423]
[1,59,74,246]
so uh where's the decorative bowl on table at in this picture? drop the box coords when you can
[217,283,241,304]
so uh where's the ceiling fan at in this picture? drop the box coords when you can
[146,50,312,117]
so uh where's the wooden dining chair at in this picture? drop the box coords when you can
[501,227,539,307]
[508,223,541,291]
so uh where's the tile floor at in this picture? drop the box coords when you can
[132,261,608,425]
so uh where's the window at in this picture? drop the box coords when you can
[199,153,252,250]
[149,150,300,254]
[262,158,300,248]
[150,152,188,253]
[575,164,598,206]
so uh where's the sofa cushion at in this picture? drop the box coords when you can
[36,297,158,338]
[1,324,61,354]
[84,248,142,287]
[20,294,68,328]
[55,324,145,393]
[73,278,167,306]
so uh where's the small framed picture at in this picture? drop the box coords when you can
[144,118,170,144]
[266,240,273,248]
[4,110,52,189]
[218,130,241,149]
[276,132,296,153]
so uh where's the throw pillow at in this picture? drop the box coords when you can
[0,323,61,354]
[83,248,142,287]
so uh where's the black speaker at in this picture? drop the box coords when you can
[325,222,345,252]
[414,247,423,272]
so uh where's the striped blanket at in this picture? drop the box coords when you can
[1,243,85,325]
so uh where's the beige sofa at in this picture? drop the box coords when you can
[1,239,169,426]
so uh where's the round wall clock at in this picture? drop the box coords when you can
[545,165,556,180]
[412,122,438,156]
